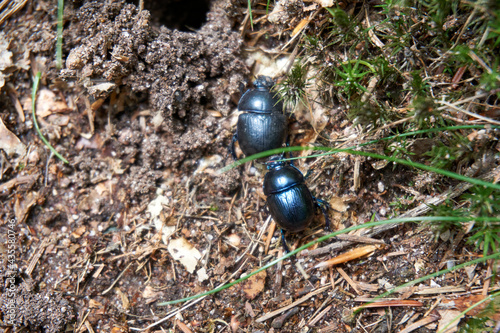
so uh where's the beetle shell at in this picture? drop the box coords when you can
[237,113,287,157]
[263,164,316,233]
[234,76,287,157]
[238,81,284,114]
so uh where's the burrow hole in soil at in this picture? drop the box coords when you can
[128,0,210,31]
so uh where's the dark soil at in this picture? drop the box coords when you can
[0,0,497,332]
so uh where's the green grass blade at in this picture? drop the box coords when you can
[247,0,253,29]
[32,72,69,164]
[220,143,500,191]
[56,0,64,69]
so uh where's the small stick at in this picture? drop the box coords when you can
[438,100,500,125]
[26,237,53,276]
[315,245,380,270]
[335,234,386,245]
[271,307,300,328]
[264,220,276,255]
[101,262,133,295]
[308,304,332,326]
[336,267,361,295]
[256,285,330,322]
[399,310,440,333]
[352,300,423,312]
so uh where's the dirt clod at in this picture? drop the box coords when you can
[0,282,74,333]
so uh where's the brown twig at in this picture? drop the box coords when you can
[336,267,361,295]
[256,285,330,322]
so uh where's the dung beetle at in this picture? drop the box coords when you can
[231,76,288,159]
[263,158,330,251]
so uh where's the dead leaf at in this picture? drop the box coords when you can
[71,226,86,238]
[436,309,463,333]
[35,88,70,118]
[6,83,25,121]
[78,185,111,215]
[242,270,267,300]
[14,191,37,223]
[441,294,500,320]
[167,237,201,274]
[0,117,26,157]
[114,287,130,310]
[89,298,106,315]
[245,301,256,317]
[142,285,158,300]
[46,114,70,127]
[75,134,103,150]
[89,299,103,309]
[147,194,175,244]
[194,154,222,175]
[95,182,110,196]
[105,157,126,175]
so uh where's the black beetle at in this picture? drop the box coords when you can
[231,76,288,159]
[263,159,330,251]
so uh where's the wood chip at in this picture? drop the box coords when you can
[336,267,361,295]
[291,18,310,37]
[415,286,466,295]
[400,310,441,333]
[264,220,276,255]
[315,245,380,269]
[175,320,193,333]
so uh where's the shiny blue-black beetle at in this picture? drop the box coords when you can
[263,158,331,251]
[230,76,288,159]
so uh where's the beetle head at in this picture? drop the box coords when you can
[253,76,275,89]
[266,156,287,170]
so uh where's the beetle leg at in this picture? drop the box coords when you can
[314,198,331,232]
[281,229,290,253]
[304,168,314,180]
[230,131,238,160]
